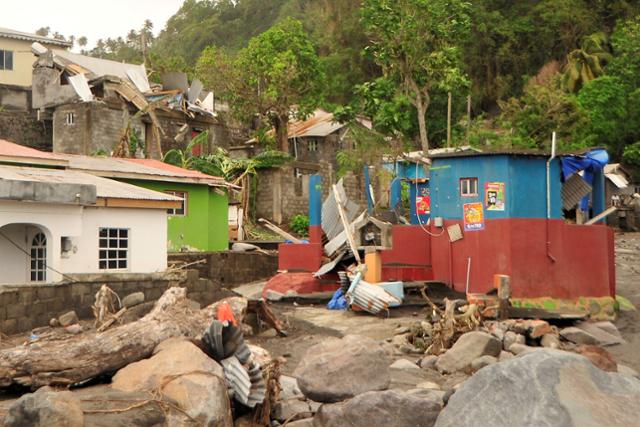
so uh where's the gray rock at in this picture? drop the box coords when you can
[436,332,502,373]
[406,388,446,406]
[508,343,539,356]
[122,292,145,308]
[471,355,497,371]
[232,242,260,252]
[592,321,622,338]
[419,355,438,369]
[416,381,441,390]
[394,326,411,335]
[503,331,525,350]
[498,351,515,362]
[288,419,314,427]
[293,335,391,403]
[390,359,433,390]
[314,390,440,427]
[272,399,312,422]
[560,326,600,345]
[618,364,640,379]
[280,375,304,400]
[49,318,59,327]
[575,322,626,346]
[65,324,83,335]
[112,338,231,426]
[541,333,561,349]
[72,385,165,427]
[5,387,84,427]
[58,310,78,327]
[435,349,640,427]
[390,358,421,372]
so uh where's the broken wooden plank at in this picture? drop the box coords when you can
[332,184,362,265]
[585,206,618,225]
[258,218,302,244]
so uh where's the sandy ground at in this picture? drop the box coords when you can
[608,232,640,371]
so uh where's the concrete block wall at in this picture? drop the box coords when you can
[0,272,222,335]
[169,251,279,287]
[0,112,52,151]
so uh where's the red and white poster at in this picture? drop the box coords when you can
[416,195,431,215]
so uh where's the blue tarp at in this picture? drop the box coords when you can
[327,288,347,310]
[560,149,609,210]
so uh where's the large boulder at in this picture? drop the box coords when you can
[4,387,84,427]
[112,338,232,427]
[436,349,640,427]
[435,332,502,373]
[293,335,391,403]
[71,385,166,427]
[314,390,440,427]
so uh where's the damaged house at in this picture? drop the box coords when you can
[234,109,376,224]
[30,43,230,159]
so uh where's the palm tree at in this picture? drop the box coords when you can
[563,32,612,93]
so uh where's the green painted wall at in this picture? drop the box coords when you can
[122,179,229,252]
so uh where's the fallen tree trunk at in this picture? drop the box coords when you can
[0,287,247,390]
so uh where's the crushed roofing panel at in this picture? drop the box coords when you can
[50,49,147,82]
[605,173,629,189]
[0,27,72,47]
[0,165,181,202]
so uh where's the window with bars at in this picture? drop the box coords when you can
[307,139,318,152]
[460,178,478,197]
[99,228,129,270]
[164,191,187,216]
[30,232,47,282]
[0,50,13,70]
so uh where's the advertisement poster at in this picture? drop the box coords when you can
[485,182,505,211]
[463,202,485,231]
[416,195,431,215]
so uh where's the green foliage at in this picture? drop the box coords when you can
[623,141,640,167]
[563,32,613,93]
[289,214,309,237]
[190,147,292,183]
[163,131,210,169]
[336,123,399,177]
[128,129,143,156]
[362,0,472,151]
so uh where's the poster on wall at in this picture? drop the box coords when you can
[416,195,431,215]
[485,182,506,211]
[463,202,485,231]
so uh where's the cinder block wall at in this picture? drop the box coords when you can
[0,271,221,335]
[169,251,279,286]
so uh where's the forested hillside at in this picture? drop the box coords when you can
[86,0,640,170]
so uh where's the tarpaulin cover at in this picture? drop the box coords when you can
[560,149,609,210]
[327,288,347,310]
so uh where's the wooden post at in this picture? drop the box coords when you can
[332,184,362,265]
[466,94,471,144]
[494,274,511,320]
[447,91,452,148]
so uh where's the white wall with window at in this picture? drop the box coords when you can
[0,200,168,285]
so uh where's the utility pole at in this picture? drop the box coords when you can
[466,94,471,144]
[446,91,452,148]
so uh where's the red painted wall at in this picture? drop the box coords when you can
[380,225,433,281]
[278,243,323,272]
[431,219,615,299]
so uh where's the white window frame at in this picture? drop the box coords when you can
[164,190,188,216]
[460,177,478,197]
[307,139,318,152]
[98,228,129,270]
[30,232,47,282]
[65,112,75,125]
[0,49,13,71]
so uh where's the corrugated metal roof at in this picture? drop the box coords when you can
[431,147,601,159]
[58,154,231,187]
[0,165,181,202]
[0,27,71,47]
[605,173,629,189]
[0,139,68,165]
[289,109,345,138]
[50,49,145,81]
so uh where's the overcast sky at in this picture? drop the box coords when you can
[1,0,185,49]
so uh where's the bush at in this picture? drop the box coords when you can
[290,214,310,237]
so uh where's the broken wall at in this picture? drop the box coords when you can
[0,111,52,150]
[32,60,78,110]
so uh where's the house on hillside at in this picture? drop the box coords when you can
[30,45,233,158]
[234,109,375,224]
[0,156,180,284]
[0,139,234,253]
[604,163,639,230]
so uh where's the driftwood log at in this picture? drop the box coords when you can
[0,287,247,390]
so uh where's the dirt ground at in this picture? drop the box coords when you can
[608,232,640,371]
[251,232,640,375]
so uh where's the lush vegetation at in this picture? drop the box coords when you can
[89,0,640,169]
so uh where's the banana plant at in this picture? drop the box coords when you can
[162,130,210,169]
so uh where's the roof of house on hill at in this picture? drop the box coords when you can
[49,49,146,83]
[0,27,71,47]
[0,164,181,203]
[0,139,68,167]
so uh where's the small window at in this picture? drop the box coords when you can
[460,178,478,197]
[165,191,188,216]
[0,50,13,70]
[307,139,318,152]
[65,112,75,125]
[99,228,129,270]
[30,232,47,282]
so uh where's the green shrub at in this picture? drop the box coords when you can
[290,214,310,237]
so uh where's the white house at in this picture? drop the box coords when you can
[0,164,181,284]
